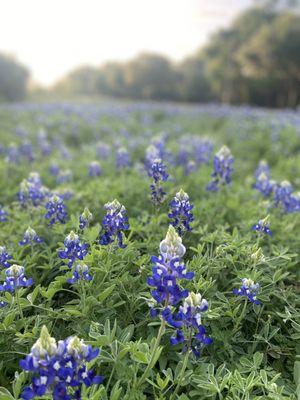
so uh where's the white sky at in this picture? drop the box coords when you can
[0,0,253,86]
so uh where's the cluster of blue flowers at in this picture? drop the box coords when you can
[274,180,300,213]
[168,189,194,236]
[233,278,260,305]
[67,262,92,284]
[252,216,272,236]
[45,195,68,225]
[79,207,93,230]
[147,226,212,357]
[116,147,131,169]
[149,159,169,205]
[18,173,48,207]
[88,161,102,177]
[171,292,213,357]
[0,246,12,268]
[0,204,8,222]
[253,161,300,213]
[19,227,44,246]
[58,231,89,269]
[20,326,103,400]
[253,161,275,197]
[99,199,129,248]
[0,264,33,294]
[206,146,234,191]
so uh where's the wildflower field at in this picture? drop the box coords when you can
[0,102,299,400]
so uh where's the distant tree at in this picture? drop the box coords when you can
[97,62,126,97]
[177,56,212,102]
[237,12,300,107]
[122,53,178,100]
[203,7,276,104]
[0,54,29,102]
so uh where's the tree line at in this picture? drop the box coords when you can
[1,4,299,107]
[52,6,300,108]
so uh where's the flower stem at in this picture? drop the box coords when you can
[136,319,166,389]
[233,298,248,334]
[15,290,23,319]
[170,349,189,400]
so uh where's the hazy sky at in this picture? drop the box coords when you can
[0,0,253,86]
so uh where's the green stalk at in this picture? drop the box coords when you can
[15,289,23,319]
[233,297,248,334]
[136,319,166,389]
[170,350,189,400]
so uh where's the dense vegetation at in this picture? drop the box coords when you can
[0,101,299,399]
[0,54,29,102]
[53,6,300,108]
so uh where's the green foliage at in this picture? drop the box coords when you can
[0,54,29,102]
[0,103,299,400]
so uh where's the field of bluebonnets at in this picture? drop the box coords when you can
[0,101,299,400]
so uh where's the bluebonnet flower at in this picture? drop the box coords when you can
[20,140,34,163]
[67,262,92,284]
[56,169,72,185]
[233,278,260,305]
[96,141,110,158]
[45,195,68,225]
[253,172,275,197]
[99,199,129,248]
[0,264,33,293]
[20,326,103,400]
[184,160,197,176]
[19,227,44,246]
[37,129,52,156]
[88,161,102,177]
[49,163,60,176]
[0,205,8,222]
[0,300,7,308]
[252,216,272,236]
[149,158,168,205]
[18,173,47,207]
[193,138,213,165]
[0,246,12,268]
[6,143,20,164]
[168,189,194,236]
[58,231,89,268]
[255,160,270,179]
[116,147,130,169]
[79,207,93,230]
[145,144,161,172]
[273,180,299,213]
[206,146,234,191]
[147,226,193,319]
[171,292,213,357]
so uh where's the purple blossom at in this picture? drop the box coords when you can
[116,147,131,169]
[45,195,68,225]
[0,205,8,222]
[18,173,48,207]
[19,227,44,246]
[99,199,129,248]
[252,216,272,236]
[168,189,194,236]
[171,292,212,357]
[0,246,12,268]
[79,207,93,230]
[67,263,92,284]
[0,264,33,293]
[58,231,89,268]
[149,158,168,205]
[206,146,234,192]
[88,161,102,177]
[233,278,260,305]
[20,326,103,400]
